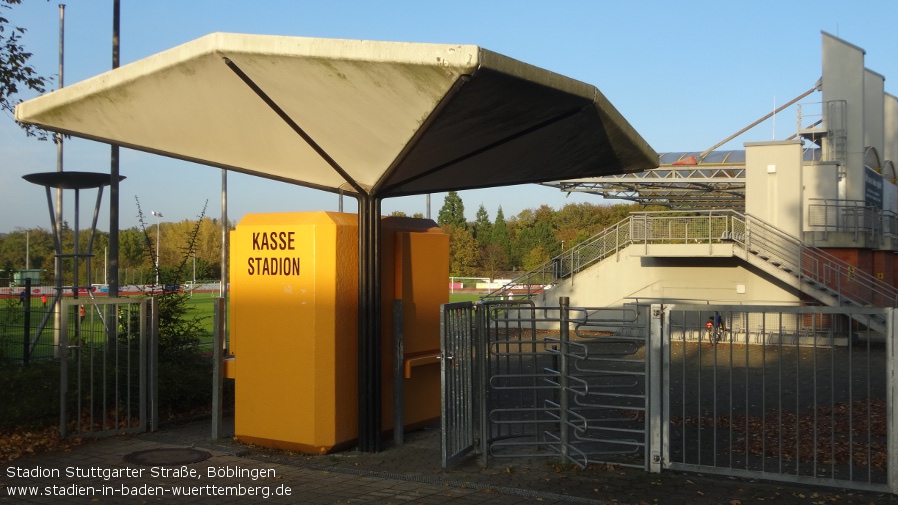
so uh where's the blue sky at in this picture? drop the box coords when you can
[1,0,896,233]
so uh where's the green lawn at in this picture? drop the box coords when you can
[1,291,485,359]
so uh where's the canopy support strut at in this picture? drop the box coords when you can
[221,56,366,195]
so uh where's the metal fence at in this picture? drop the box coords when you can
[807,198,883,243]
[0,291,60,364]
[58,297,157,438]
[664,304,895,493]
[442,299,659,471]
[441,300,897,494]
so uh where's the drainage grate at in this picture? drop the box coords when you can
[124,448,211,466]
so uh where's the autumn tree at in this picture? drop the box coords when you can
[443,224,479,276]
[480,243,508,280]
[1,0,50,139]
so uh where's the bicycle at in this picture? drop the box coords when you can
[705,314,726,345]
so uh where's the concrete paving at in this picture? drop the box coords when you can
[1,416,895,504]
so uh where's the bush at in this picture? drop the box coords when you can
[0,363,60,429]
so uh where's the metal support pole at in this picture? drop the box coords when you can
[358,195,382,452]
[559,296,570,464]
[649,304,664,473]
[108,0,121,306]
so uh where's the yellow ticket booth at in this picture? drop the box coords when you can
[228,211,447,454]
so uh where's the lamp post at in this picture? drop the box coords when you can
[151,211,163,285]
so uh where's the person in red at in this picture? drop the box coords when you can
[80,305,86,323]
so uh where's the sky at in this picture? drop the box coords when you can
[1,0,896,233]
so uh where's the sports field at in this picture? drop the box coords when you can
[1,291,485,361]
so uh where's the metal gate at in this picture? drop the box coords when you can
[663,304,897,493]
[59,297,157,438]
[441,300,896,494]
[440,301,476,467]
[441,298,659,470]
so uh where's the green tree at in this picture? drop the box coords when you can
[490,206,511,263]
[472,204,492,247]
[2,0,51,139]
[522,245,550,272]
[437,191,467,230]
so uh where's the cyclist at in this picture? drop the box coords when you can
[706,312,725,343]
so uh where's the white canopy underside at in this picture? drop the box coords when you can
[16,33,657,197]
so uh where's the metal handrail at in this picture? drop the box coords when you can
[485,210,898,309]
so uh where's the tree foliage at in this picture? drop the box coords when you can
[1,0,51,139]
[437,191,466,230]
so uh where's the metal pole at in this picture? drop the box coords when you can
[211,297,225,439]
[108,0,121,304]
[357,194,382,452]
[152,212,161,285]
[220,169,228,333]
[559,296,570,464]
[23,278,31,365]
[54,3,65,359]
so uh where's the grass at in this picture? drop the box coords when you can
[0,291,487,359]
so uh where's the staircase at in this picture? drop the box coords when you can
[486,210,898,333]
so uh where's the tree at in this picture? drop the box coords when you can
[437,191,467,230]
[1,0,51,139]
[443,224,479,276]
[522,245,550,272]
[480,243,507,280]
[490,206,511,264]
[472,204,492,247]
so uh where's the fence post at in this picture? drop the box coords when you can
[147,297,159,432]
[888,308,898,494]
[23,278,31,365]
[648,304,663,473]
[559,296,570,464]
[211,297,226,440]
[58,299,70,437]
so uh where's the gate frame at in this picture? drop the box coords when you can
[59,296,157,438]
[440,300,476,467]
[661,303,896,494]
[441,298,662,472]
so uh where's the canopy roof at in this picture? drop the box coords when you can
[15,33,657,198]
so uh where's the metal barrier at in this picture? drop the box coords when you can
[441,299,659,471]
[59,297,157,438]
[664,304,896,493]
[442,301,897,494]
[440,301,477,467]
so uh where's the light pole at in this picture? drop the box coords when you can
[151,211,163,285]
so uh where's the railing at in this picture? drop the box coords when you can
[484,217,632,299]
[485,210,898,309]
[807,198,883,243]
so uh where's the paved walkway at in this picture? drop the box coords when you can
[1,416,895,504]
